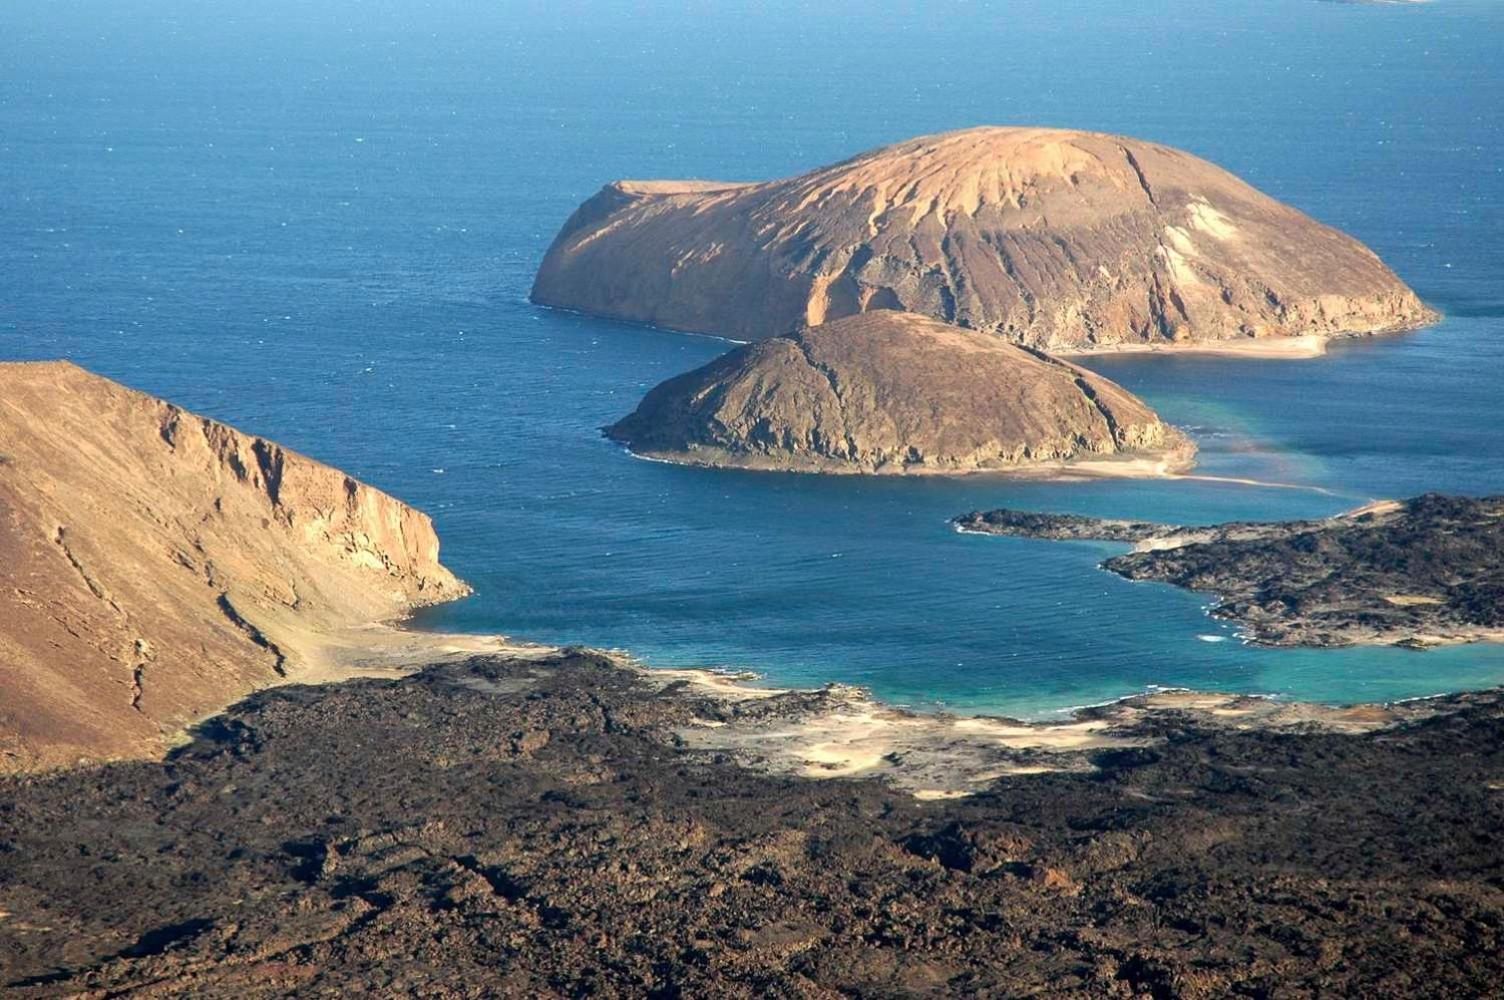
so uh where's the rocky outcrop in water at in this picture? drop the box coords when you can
[955,495,1504,648]
[533,127,1435,351]
[0,361,467,772]
[953,508,1171,542]
[606,312,1194,475]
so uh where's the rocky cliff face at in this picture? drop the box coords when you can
[0,362,467,771]
[606,312,1193,475]
[533,127,1435,350]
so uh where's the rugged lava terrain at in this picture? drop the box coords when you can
[1,651,1501,997]
[956,495,1504,647]
[607,312,1193,475]
[533,127,1434,350]
[0,362,467,772]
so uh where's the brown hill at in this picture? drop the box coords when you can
[533,127,1434,351]
[606,312,1194,475]
[0,361,467,772]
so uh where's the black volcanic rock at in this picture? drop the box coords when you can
[1,651,1501,996]
[954,508,1173,542]
[956,495,1504,648]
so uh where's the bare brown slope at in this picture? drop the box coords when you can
[606,312,1193,475]
[0,361,467,772]
[533,127,1434,350]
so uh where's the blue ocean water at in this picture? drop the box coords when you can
[4,0,1503,716]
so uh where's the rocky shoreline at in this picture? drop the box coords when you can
[4,369,1499,994]
[955,495,1504,648]
[2,648,1500,996]
[3,362,1502,993]
[606,312,1196,478]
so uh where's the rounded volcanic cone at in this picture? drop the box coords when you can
[534,127,1435,352]
[606,312,1195,476]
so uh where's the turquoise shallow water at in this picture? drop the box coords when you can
[4,0,1504,716]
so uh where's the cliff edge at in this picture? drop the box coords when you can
[0,361,468,771]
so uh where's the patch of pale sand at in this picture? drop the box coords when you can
[1188,199,1239,240]
[615,179,756,197]
[1141,692,1253,713]
[950,716,1120,750]
[165,603,559,753]
[1207,706,1260,718]
[1046,454,1191,481]
[646,666,789,700]
[222,617,1480,802]
[1134,691,1401,735]
[1164,225,1198,257]
[1384,594,1445,607]
[1146,692,1230,708]
[267,613,553,685]
[1158,232,1203,287]
[788,709,924,777]
[1392,627,1504,649]
[1132,531,1211,553]
[629,441,1197,483]
[799,740,891,778]
[1015,438,1200,484]
[1170,473,1337,496]
[1084,468,1337,508]
[913,789,971,801]
[1341,498,1403,519]
[974,765,1057,780]
[1062,334,1330,360]
[674,701,1138,798]
[963,446,1196,482]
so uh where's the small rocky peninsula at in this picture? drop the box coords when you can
[607,312,1194,476]
[0,362,470,772]
[533,127,1435,352]
[955,495,1504,648]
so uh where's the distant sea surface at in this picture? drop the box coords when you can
[5,0,1503,716]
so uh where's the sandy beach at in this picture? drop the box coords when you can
[1062,334,1332,360]
[253,618,1450,802]
[627,441,1199,480]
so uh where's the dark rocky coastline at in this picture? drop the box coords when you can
[3,650,1502,997]
[955,494,1504,648]
[953,508,1174,543]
